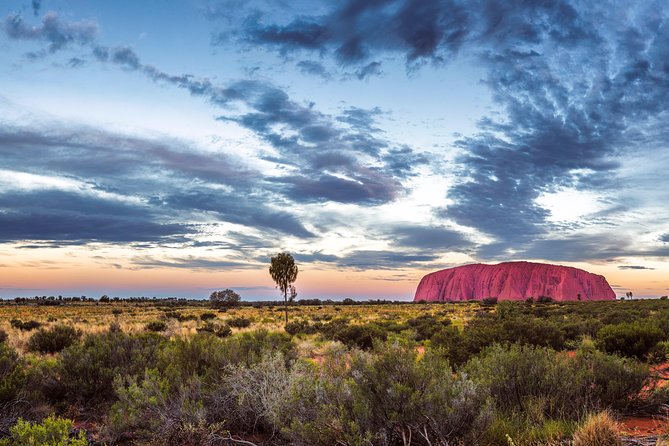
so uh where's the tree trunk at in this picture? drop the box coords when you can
[284,290,288,326]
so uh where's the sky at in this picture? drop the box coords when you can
[0,0,668,300]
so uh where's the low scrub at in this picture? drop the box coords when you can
[0,415,88,446]
[596,322,664,359]
[27,325,82,354]
[572,411,622,446]
[145,321,167,332]
[9,320,41,331]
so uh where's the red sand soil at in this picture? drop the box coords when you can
[620,416,667,436]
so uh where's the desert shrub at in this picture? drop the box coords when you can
[462,313,565,358]
[407,314,450,341]
[199,312,217,321]
[284,320,317,336]
[430,325,468,366]
[283,341,492,445]
[0,344,27,425]
[601,309,638,325]
[58,332,164,407]
[0,415,88,446]
[0,330,7,344]
[596,322,664,359]
[465,344,582,419]
[27,325,82,354]
[573,339,648,411]
[111,308,123,316]
[163,311,198,322]
[482,416,576,446]
[145,321,167,332]
[158,334,228,381]
[227,317,251,328]
[466,342,649,420]
[647,340,669,363]
[481,297,498,306]
[220,330,296,367]
[222,352,301,435]
[537,296,553,303]
[196,322,232,338]
[108,321,122,333]
[9,319,41,331]
[561,318,603,342]
[332,324,387,350]
[571,411,622,446]
[108,370,220,445]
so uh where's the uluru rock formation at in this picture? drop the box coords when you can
[414,261,616,302]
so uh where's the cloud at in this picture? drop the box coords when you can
[216,0,669,258]
[131,255,257,270]
[355,61,382,80]
[86,45,425,204]
[337,250,440,270]
[296,60,331,79]
[389,224,472,251]
[227,0,469,67]
[618,265,655,270]
[0,117,316,242]
[0,190,190,244]
[2,11,97,54]
[661,234,669,243]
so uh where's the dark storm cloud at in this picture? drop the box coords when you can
[0,123,252,189]
[296,60,331,79]
[157,190,314,238]
[355,61,382,80]
[502,234,669,263]
[389,224,472,251]
[0,190,189,244]
[88,44,424,204]
[2,9,428,207]
[230,0,468,66]
[0,120,316,242]
[131,256,256,270]
[337,250,440,270]
[618,266,655,270]
[661,234,669,243]
[220,0,669,259]
[2,11,97,54]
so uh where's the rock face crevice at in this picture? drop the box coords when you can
[414,261,616,302]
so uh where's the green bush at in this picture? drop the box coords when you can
[407,315,450,341]
[58,332,164,408]
[0,343,26,410]
[596,322,664,359]
[332,324,387,350]
[108,369,218,445]
[199,312,217,321]
[9,320,41,331]
[466,341,649,421]
[0,415,88,446]
[145,321,167,332]
[227,317,251,328]
[196,322,232,338]
[284,320,319,335]
[27,325,82,354]
[283,341,491,445]
[219,329,296,367]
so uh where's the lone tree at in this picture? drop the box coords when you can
[269,252,298,326]
[209,289,241,308]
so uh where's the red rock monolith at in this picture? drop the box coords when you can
[414,261,616,302]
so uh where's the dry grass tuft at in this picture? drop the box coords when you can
[572,411,622,446]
